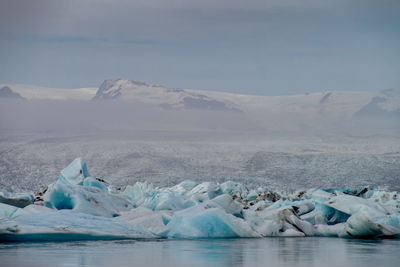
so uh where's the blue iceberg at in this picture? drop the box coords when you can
[166,204,259,238]
[58,158,90,185]
[0,210,155,242]
[1,158,400,242]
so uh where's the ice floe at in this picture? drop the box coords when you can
[0,158,399,241]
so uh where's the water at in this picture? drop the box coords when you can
[1,238,399,267]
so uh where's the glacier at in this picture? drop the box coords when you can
[0,158,399,242]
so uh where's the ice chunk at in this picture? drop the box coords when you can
[167,205,259,238]
[244,206,315,237]
[342,207,400,237]
[376,213,400,229]
[245,190,258,202]
[323,195,392,216]
[220,181,246,196]
[307,189,335,202]
[300,208,327,225]
[43,183,133,217]
[123,183,194,211]
[292,202,315,216]
[0,203,55,221]
[0,203,19,219]
[0,210,155,242]
[251,200,270,211]
[0,191,34,208]
[123,182,155,207]
[58,158,90,185]
[314,223,345,237]
[169,180,198,193]
[211,194,243,216]
[117,207,173,236]
[280,228,306,236]
[312,202,350,225]
[153,191,195,211]
[264,200,314,216]
[366,190,399,208]
[188,182,223,202]
[83,177,108,191]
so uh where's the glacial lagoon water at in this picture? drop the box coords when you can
[1,238,399,267]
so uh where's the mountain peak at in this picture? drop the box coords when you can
[0,86,25,99]
[94,79,150,100]
[92,79,241,112]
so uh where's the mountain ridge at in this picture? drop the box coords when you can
[1,80,399,119]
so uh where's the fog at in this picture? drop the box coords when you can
[0,98,398,139]
[0,99,259,135]
[0,98,399,192]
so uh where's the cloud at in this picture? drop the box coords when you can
[0,0,399,93]
[1,0,399,45]
[0,0,388,40]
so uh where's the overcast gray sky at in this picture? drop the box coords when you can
[0,0,399,95]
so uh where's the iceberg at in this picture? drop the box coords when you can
[58,158,90,185]
[323,195,392,216]
[0,191,34,208]
[210,194,244,216]
[123,182,195,211]
[244,205,315,237]
[166,204,259,238]
[169,180,198,193]
[1,157,400,242]
[220,181,247,196]
[117,207,173,236]
[189,182,223,202]
[0,203,19,220]
[83,177,108,191]
[43,182,133,217]
[0,210,155,242]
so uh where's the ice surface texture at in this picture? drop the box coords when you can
[1,158,399,242]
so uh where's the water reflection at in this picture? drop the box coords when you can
[0,238,399,267]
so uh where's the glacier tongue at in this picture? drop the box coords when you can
[1,158,400,242]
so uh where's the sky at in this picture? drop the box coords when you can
[0,0,399,95]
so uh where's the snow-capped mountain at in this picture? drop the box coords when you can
[93,79,241,112]
[91,79,400,119]
[1,80,399,119]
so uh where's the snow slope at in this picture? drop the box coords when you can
[192,88,400,119]
[0,84,97,100]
